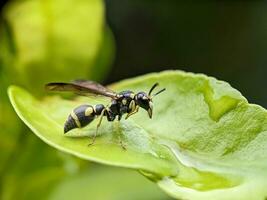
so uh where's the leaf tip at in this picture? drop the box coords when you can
[7,85,21,105]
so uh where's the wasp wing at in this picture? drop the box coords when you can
[45,80,118,99]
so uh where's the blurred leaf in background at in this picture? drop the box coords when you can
[49,165,172,200]
[0,0,114,199]
[0,0,114,93]
[1,134,69,200]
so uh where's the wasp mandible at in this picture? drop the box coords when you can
[45,80,165,145]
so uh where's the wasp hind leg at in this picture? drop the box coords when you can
[119,135,127,150]
[88,106,106,146]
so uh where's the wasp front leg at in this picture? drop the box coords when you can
[125,100,139,120]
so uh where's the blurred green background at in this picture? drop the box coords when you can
[0,0,266,199]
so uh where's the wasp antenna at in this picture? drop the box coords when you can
[152,88,166,97]
[148,83,159,96]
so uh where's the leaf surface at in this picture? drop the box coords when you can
[8,71,267,199]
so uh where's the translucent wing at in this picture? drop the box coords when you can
[45,80,118,99]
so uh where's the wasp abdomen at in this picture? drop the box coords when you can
[64,115,78,133]
[64,104,104,133]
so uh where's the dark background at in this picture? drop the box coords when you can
[1,0,267,107]
[105,0,267,108]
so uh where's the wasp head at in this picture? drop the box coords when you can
[135,83,165,119]
[135,92,153,118]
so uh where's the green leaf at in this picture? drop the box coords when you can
[0,1,115,198]
[0,66,22,175]
[0,134,67,200]
[0,102,21,172]
[8,71,267,200]
[49,166,172,200]
[1,0,112,94]
[89,27,115,82]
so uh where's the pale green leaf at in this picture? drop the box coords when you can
[8,71,267,200]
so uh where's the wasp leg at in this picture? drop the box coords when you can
[119,136,127,150]
[115,119,127,150]
[88,108,106,146]
[125,105,139,120]
[118,135,126,150]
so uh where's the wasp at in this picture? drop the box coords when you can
[45,80,165,146]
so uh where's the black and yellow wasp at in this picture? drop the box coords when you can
[45,80,165,145]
